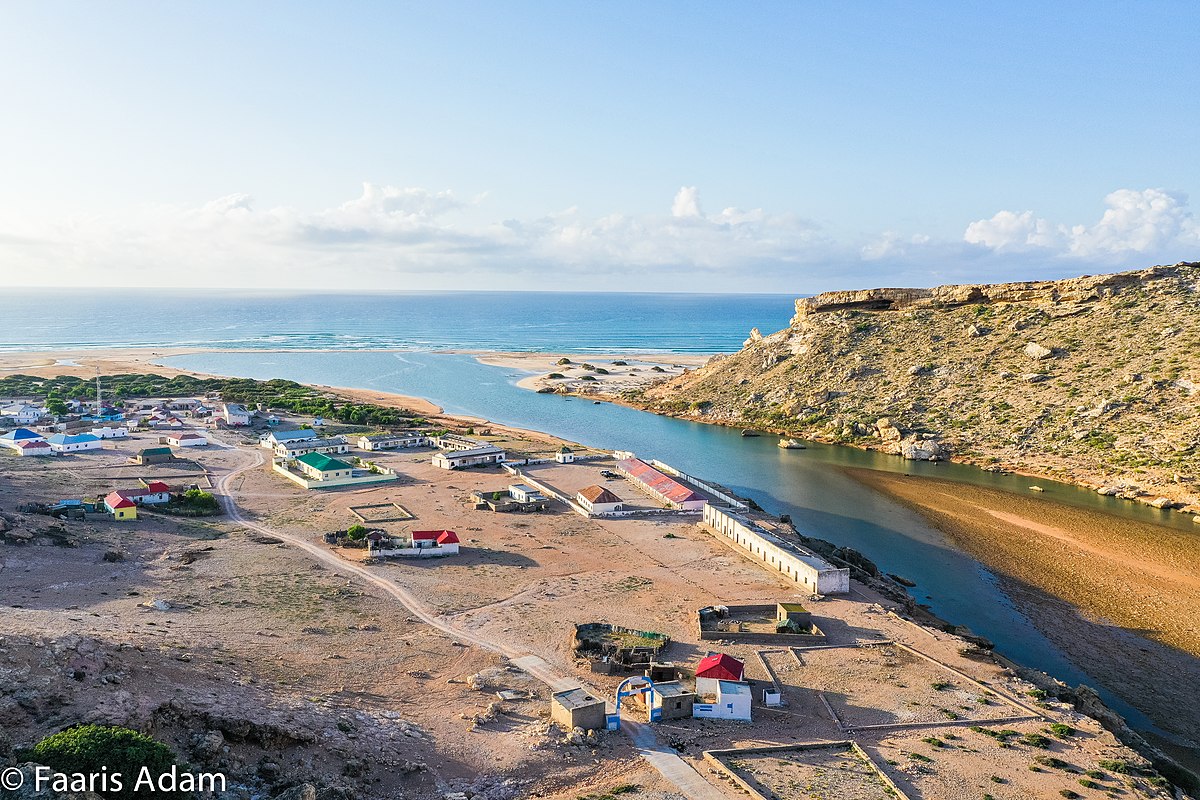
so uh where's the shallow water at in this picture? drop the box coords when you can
[163,349,1198,733]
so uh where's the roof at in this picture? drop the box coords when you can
[17,440,50,450]
[295,451,352,472]
[558,446,572,453]
[717,680,750,695]
[578,485,623,504]
[695,653,745,681]
[173,432,204,440]
[223,403,249,414]
[270,429,318,443]
[552,687,604,710]
[436,445,504,459]
[412,530,459,544]
[616,458,704,505]
[361,432,422,442]
[0,428,43,441]
[139,447,173,456]
[652,681,694,698]
[140,481,171,493]
[46,433,100,445]
[104,492,136,509]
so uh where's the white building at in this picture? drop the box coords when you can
[221,403,252,426]
[432,445,505,470]
[357,432,429,450]
[576,485,625,514]
[508,483,546,504]
[1,404,44,425]
[692,680,752,722]
[262,429,318,450]
[371,530,461,558]
[554,446,576,464]
[13,439,53,457]
[90,425,129,439]
[275,436,350,459]
[701,505,850,595]
[45,433,103,453]
[164,432,207,447]
[0,428,46,452]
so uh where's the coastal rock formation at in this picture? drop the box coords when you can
[638,262,1200,508]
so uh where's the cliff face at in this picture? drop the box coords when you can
[640,262,1200,510]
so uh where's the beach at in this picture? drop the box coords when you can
[843,467,1200,767]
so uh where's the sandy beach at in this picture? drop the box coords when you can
[471,351,711,394]
[843,467,1200,767]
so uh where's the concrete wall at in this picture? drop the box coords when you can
[702,506,850,595]
[697,604,828,645]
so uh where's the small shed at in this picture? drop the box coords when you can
[649,681,696,721]
[776,602,813,631]
[554,446,575,464]
[551,687,606,732]
[695,652,745,695]
[132,447,174,465]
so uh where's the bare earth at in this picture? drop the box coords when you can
[843,467,1200,770]
[0,350,1188,799]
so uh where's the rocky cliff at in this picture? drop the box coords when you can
[638,262,1200,512]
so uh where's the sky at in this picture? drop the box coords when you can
[0,2,1197,293]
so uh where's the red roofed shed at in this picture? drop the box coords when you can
[695,652,744,681]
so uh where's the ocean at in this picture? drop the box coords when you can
[0,289,795,353]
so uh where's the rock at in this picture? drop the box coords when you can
[1174,378,1198,394]
[1023,342,1054,360]
[1149,497,1176,509]
[742,327,763,348]
[102,549,125,563]
[273,785,318,800]
[145,599,172,611]
[966,324,987,337]
[191,728,225,760]
[899,436,946,461]
[1096,486,1120,496]
[1022,373,1050,383]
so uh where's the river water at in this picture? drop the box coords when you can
[163,349,1197,734]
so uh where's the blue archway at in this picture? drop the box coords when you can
[610,676,661,730]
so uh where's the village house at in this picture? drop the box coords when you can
[274,436,350,459]
[0,428,46,452]
[507,483,547,504]
[694,652,745,695]
[356,432,429,450]
[103,492,137,521]
[45,433,103,453]
[554,446,575,463]
[647,681,696,721]
[13,439,53,457]
[109,481,173,507]
[576,485,625,514]
[692,679,752,722]
[130,446,175,465]
[294,452,354,482]
[431,444,506,470]
[90,424,128,439]
[261,428,318,450]
[616,458,707,511]
[369,529,461,558]
[220,403,252,426]
[1,404,45,425]
[164,431,207,447]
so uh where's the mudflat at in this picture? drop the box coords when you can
[844,467,1200,768]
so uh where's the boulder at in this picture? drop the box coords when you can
[273,786,318,800]
[1023,342,1054,360]
[742,328,763,348]
[899,436,947,461]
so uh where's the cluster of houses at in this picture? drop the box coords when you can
[102,480,173,521]
[1,428,107,457]
[551,650,756,732]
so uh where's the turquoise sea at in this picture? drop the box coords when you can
[0,289,794,353]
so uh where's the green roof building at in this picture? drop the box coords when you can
[295,451,353,480]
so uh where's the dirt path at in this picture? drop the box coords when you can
[208,436,729,800]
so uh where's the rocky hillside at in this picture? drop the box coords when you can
[637,262,1200,513]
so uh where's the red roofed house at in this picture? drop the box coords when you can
[112,481,172,506]
[14,439,53,457]
[410,530,460,555]
[575,484,625,514]
[103,492,138,521]
[695,653,745,693]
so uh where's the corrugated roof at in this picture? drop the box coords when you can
[696,653,744,681]
[615,458,704,505]
[412,529,459,544]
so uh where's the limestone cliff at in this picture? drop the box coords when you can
[638,262,1200,511]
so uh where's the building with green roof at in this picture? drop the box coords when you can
[295,451,353,481]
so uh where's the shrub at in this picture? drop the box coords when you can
[346,524,367,540]
[931,680,952,691]
[1077,778,1100,789]
[1097,759,1128,774]
[1048,723,1075,737]
[23,725,184,800]
[1023,733,1051,748]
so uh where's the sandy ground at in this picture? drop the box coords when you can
[843,467,1200,770]
[471,351,710,395]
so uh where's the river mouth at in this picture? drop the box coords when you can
[159,348,1200,756]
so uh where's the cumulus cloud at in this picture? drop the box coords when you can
[965,188,1199,261]
[671,186,702,218]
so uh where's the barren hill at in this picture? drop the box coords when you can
[638,262,1200,512]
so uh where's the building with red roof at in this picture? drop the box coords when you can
[615,458,707,511]
[409,530,461,554]
[13,439,53,457]
[103,492,138,521]
[696,652,745,682]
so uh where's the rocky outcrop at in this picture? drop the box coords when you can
[641,262,1200,509]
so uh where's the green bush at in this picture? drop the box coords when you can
[23,725,184,800]
[346,524,367,540]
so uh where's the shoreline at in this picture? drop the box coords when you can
[2,346,1197,787]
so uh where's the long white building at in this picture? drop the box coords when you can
[701,505,850,595]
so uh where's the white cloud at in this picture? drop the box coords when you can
[671,186,702,218]
[965,188,1199,261]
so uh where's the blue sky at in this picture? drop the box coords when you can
[0,2,1197,291]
